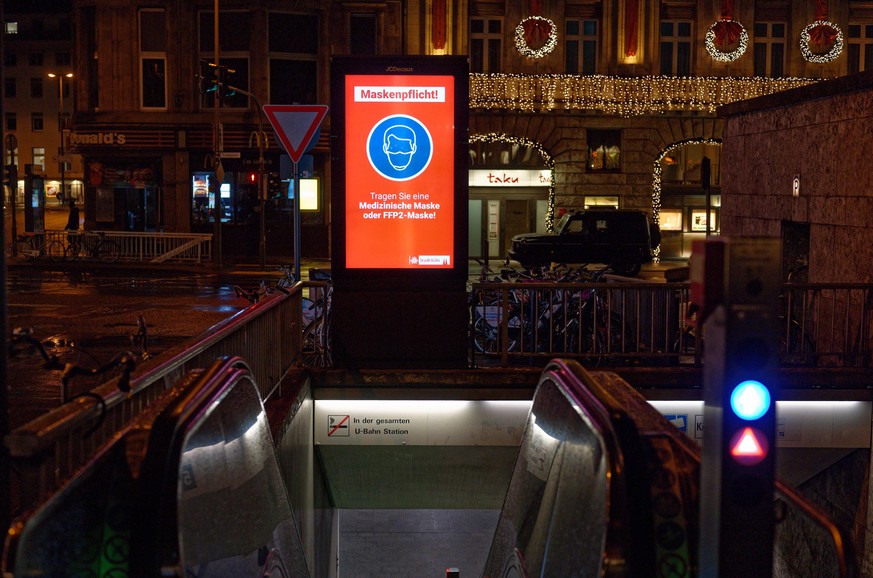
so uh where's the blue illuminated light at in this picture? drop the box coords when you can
[730,380,771,421]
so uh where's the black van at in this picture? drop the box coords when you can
[508,209,660,276]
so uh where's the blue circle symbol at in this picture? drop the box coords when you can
[366,115,433,181]
[730,380,771,421]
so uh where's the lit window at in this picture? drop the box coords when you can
[5,21,18,34]
[587,130,621,172]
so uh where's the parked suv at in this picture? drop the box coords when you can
[508,209,660,276]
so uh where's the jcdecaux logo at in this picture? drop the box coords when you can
[366,114,433,182]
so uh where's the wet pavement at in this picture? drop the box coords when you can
[5,266,249,430]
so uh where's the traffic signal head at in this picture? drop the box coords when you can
[3,164,17,186]
[248,172,258,185]
[729,379,771,421]
[198,60,218,95]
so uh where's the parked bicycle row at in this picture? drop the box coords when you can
[469,262,829,368]
[233,265,333,368]
[7,231,121,264]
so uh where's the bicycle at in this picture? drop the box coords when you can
[301,269,332,367]
[64,231,122,264]
[7,326,139,407]
[233,265,297,304]
[8,232,67,263]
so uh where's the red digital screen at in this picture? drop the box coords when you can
[344,74,455,269]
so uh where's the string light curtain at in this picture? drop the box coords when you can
[468,74,818,116]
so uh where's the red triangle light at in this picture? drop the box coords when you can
[730,427,768,466]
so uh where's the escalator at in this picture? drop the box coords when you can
[3,358,855,577]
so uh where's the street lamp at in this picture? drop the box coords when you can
[47,72,73,204]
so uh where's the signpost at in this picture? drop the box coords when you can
[263,105,328,281]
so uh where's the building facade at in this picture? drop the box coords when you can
[3,1,83,213]
[5,1,872,261]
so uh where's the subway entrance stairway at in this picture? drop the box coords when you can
[2,357,857,577]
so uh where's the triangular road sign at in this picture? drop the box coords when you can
[263,104,328,164]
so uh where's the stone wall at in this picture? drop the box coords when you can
[719,70,873,283]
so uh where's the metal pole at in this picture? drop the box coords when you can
[59,76,65,205]
[0,0,11,539]
[294,161,301,281]
[258,120,266,270]
[212,0,222,269]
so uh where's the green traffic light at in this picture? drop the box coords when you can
[730,380,771,421]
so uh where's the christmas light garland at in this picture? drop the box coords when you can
[470,132,557,231]
[515,16,558,58]
[705,19,749,62]
[469,74,818,116]
[800,20,843,63]
[651,138,722,262]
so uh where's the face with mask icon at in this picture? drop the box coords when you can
[382,125,418,171]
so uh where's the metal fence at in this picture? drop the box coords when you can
[469,280,873,369]
[21,229,212,263]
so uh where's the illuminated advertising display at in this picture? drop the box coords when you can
[331,57,468,284]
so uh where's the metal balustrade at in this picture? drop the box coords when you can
[469,280,873,369]
[20,229,213,263]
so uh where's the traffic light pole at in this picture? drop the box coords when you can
[224,83,268,269]
[696,237,781,578]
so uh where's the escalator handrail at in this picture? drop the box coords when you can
[131,355,255,576]
[538,359,657,576]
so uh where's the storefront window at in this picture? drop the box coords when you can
[660,142,720,186]
[586,130,620,171]
[583,195,619,209]
[191,171,258,226]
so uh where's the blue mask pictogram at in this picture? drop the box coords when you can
[366,115,433,181]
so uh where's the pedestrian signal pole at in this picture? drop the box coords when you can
[695,237,781,578]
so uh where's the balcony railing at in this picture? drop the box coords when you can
[469,74,819,114]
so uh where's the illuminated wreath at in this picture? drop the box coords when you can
[801,20,843,63]
[515,16,558,59]
[705,19,748,62]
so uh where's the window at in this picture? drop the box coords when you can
[30,77,43,98]
[199,10,251,109]
[269,12,319,105]
[32,147,45,169]
[847,23,873,73]
[28,52,44,67]
[4,52,15,67]
[660,20,692,76]
[754,22,785,77]
[5,112,16,131]
[471,18,502,73]
[587,130,621,172]
[55,51,71,67]
[4,78,15,98]
[31,113,43,132]
[5,21,18,34]
[566,19,598,74]
[350,13,377,54]
[140,10,167,109]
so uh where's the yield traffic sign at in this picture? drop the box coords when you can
[263,104,328,163]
